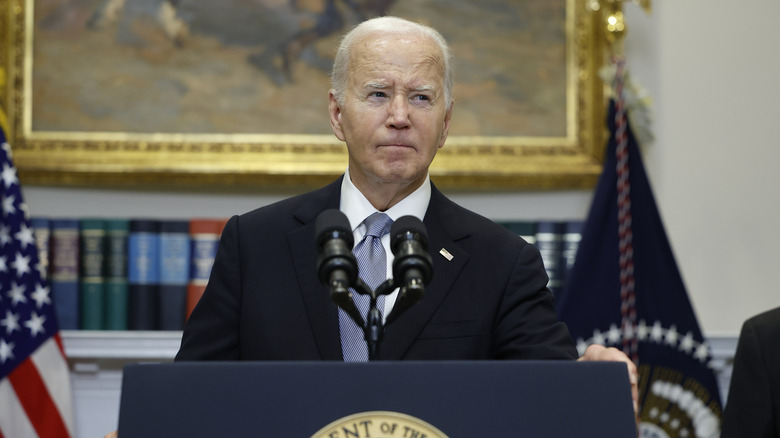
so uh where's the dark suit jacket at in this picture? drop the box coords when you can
[722,306,780,438]
[176,177,577,361]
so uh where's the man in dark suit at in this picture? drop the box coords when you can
[175,15,637,404]
[722,306,780,437]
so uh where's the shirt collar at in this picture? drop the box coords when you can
[340,168,431,232]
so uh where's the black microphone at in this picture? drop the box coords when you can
[315,210,359,314]
[388,216,433,322]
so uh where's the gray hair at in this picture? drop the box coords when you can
[330,16,453,109]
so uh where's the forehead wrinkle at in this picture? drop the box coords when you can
[348,35,446,94]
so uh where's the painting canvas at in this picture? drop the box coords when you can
[3,0,606,189]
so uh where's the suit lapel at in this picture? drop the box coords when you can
[288,178,344,360]
[381,186,471,359]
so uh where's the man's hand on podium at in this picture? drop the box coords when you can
[578,344,639,417]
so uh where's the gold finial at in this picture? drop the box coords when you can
[589,0,652,56]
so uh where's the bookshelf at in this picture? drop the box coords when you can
[62,330,182,360]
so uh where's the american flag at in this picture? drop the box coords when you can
[0,124,74,437]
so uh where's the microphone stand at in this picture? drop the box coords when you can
[338,278,401,361]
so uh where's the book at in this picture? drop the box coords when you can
[535,221,565,296]
[105,219,129,330]
[79,219,106,330]
[128,219,160,330]
[500,221,538,246]
[51,218,80,330]
[561,220,584,291]
[186,218,227,321]
[158,220,190,331]
[30,217,51,280]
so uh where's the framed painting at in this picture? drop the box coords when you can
[1,0,606,190]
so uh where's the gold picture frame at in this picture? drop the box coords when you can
[2,0,606,190]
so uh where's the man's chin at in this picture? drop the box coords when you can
[374,167,426,187]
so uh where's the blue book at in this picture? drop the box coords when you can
[535,221,565,296]
[158,220,190,331]
[51,219,80,330]
[128,220,160,330]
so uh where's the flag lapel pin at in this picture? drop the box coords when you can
[439,248,454,261]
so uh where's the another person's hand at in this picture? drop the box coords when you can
[578,344,639,417]
[103,431,118,438]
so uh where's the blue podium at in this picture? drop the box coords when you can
[118,361,635,437]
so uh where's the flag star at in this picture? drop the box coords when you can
[576,338,589,356]
[660,412,670,423]
[665,325,679,346]
[694,344,710,363]
[0,339,15,363]
[623,322,635,341]
[7,281,27,306]
[1,142,11,158]
[607,324,622,344]
[1,162,19,188]
[24,311,47,337]
[14,223,35,249]
[11,252,31,276]
[592,329,606,346]
[31,283,52,308]
[34,260,47,280]
[2,194,16,216]
[649,407,659,419]
[637,320,649,341]
[1,310,21,335]
[0,255,7,272]
[0,224,11,247]
[679,332,695,354]
[680,429,690,437]
[670,419,680,430]
[650,321,664,343]
[19,202,30,221]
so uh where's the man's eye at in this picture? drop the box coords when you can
[414,94,430,101]
[370,91,387,98]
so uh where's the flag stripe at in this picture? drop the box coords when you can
[8,358,71,438]
[31,337,75,436]
[54,332,66,357]
[0,378,39,438]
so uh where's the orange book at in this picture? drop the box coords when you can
[186,218,228,321]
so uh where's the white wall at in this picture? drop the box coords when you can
[625,1,780,336]
[22,1,780,337]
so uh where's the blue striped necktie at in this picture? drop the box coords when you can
[339,212,393,362]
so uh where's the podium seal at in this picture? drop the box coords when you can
[311,411,448,438]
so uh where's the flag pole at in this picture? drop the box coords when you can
[590,0,652,364]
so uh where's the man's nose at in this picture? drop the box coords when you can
[386,95,411,129]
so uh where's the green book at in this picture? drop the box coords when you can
[80,219,106,330]
[105,219,130,330]
[496,221,538,246]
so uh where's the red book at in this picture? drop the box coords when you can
[186,218,227,322]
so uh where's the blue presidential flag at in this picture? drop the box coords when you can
[555,67,722,438]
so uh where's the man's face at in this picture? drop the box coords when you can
[329,33,452,192]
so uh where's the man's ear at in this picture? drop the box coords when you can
[329,91,346,141]
[438,101,454,149]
